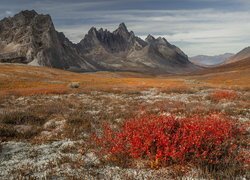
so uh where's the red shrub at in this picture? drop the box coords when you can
[210,90,238,101]
[94,114,247,168]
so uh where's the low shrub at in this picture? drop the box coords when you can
[64,111,92,139]
[0,123,42,140]
[209,90,238,101]
[94,114,249,177]
[0,124,17,138]
[29,101,69,117]
[0,111,46,125]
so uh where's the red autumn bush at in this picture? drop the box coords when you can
[94,114,248,169]
[210,90,238,101]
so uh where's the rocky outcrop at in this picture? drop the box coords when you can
[0,10,95,70]
[0,52,28,63]
[0,10,197,74]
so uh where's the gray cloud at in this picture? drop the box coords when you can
[5,10,12,15]
[0,0,249,56]
[56,9,250,56]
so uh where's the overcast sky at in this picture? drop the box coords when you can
[0,0,249,56]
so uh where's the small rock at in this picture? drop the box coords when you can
[68,82,80,89]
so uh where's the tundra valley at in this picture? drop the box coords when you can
[0,2,249,179]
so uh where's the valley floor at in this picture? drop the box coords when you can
[0,64,249,179]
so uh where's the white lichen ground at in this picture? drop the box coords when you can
[0,140,203,179]
[0,88,249,179]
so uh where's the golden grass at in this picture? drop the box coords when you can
[189,57,250,89]
[191,69,250,88]
[0,63,249,97]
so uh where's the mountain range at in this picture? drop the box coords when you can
[190,53,234,66]
[0,10,198,74]
[190,47,250,66]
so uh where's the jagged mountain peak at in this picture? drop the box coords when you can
[0,10,87,69]
[145,35,170,46]
[156,36,167,42]
[0,10,197,74]
[12,10,53,23]
[88,27,98,35]
[114,22,131,37]
[3,9,54,29]
[130,30,135,36]
[145,34,156,43]
[16,10,38,17]
[156,37,173,47]
[79,22,144,53]
[98,28,104,33]
[118,22,128,32]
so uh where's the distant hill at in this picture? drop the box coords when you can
[196,56,250,75]
[216,57,250,70]
[189,53,234,66]
[0,10,198,74]
[227,47,250,64]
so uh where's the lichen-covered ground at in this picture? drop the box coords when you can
[0,88,249,179]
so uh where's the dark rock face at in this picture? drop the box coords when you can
[0,52,28,63]
[0,10,197,74]
[0,10,95,70]
[77,22,195,73]
[78,23,146,54]
[0,10,56,64]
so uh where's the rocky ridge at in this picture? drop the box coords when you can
[0,10,197,74]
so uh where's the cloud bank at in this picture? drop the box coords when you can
[0,0,249,56]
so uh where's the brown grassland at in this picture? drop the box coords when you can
[0,60,249,179]
[0,58,249,97]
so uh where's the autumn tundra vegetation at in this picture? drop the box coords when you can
[0,63,249,179]
[94,114,249,177]
[0,5,249,179]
